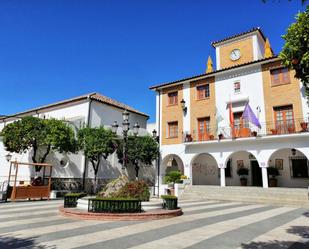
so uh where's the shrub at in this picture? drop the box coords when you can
[64,192,86,208]
[161,195,178,210]
[161,195,177,199]
[113,180,150,201]
[237,168,249,176]
[163,170,182,184]
[89,198,142,213]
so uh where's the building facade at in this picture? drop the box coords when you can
[0,93,154,192]
[150,28,309,193]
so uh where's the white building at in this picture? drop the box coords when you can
[150,28,309,194]
[0,92,154,192]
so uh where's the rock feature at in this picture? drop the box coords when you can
[98,175,129,197]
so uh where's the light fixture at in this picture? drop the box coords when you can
[122,110,130,122]
[152,129,157,138]
[133,122,140,136]
[5,153,12,162]
[122,120,130,132]
[180,99,187,112]
[291,148,297,156]
[111,121,119,133]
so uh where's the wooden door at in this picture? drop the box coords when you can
[274,106,294,134]
[198,118,210,141]
[234,112,249,137]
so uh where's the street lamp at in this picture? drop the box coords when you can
[111,121,119,134]
[133,123,140,136]
[152,129,160,197]
[5,153,12,162]
[122,110,129,122]
[112,110,131,172]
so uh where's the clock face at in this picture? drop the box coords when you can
[230,49,241,61]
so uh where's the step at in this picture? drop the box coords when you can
[180,186,309,208]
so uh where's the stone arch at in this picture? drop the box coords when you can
[267,148,309,188]
[161,154,184,176]
[191,153,219,185]
[224,150,261,187]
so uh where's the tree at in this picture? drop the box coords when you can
[77,126,117,193]
[116,135,159,179]
[280,6,309,100]
[0,116,77,171]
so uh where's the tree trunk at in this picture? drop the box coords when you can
[31,143,40,172]
[91,159,100,194]
[135,164,139,180]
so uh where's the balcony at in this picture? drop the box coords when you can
[183,118,309,143]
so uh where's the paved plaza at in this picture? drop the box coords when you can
[0,199,308,249]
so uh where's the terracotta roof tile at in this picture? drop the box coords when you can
[1,92,148,121]
[211,27,266,47]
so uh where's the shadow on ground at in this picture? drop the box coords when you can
[241,225,309,249]
[0,235,55,249]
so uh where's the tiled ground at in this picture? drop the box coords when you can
[0,199,308,249]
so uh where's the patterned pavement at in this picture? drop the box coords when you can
[0,199,308,249]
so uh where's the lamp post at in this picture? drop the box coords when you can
[152,129,160,197]
[5,153,12,162]
[111,110,140,172]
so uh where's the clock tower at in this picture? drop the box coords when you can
[212,28,267,70]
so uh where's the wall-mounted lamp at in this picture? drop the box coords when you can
[5,153,12,162]
[180,99,187,114]
[291,148,297,156]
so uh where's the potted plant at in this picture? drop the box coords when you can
[237,168,249,186]
[300,121,308,131]
[268,167,280,187]
[251,131,257,137]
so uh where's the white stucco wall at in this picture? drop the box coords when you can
[215,65,266,136]
[0,99,151,187]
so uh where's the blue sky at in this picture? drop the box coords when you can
[0,0,306,122]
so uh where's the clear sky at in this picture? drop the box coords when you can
[0,0,306,122]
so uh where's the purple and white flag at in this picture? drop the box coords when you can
[242,103,261,128]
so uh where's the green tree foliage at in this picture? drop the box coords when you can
[163,170,182,184]
[77,126,117,193]
[116,135,159,179]
[280,6,309,99]
[0,116,77,171]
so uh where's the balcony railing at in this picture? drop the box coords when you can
[183,118,309,143]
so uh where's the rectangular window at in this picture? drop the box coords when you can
[197,84,210,99]
[290,157,309,178]
[197,117,210,141]
[234,82,241,93]
[168,91,178,105]
[271,68,290,86]
[273,105,294,134]
[168,121,178,138]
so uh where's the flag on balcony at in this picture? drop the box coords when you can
[229,101,235,137]
[242,103,261,128]
[229,101,234,128]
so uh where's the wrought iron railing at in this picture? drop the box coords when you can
[182,118,309,143]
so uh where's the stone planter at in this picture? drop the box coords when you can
[269,178,278,187]
[240,178,248,186]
